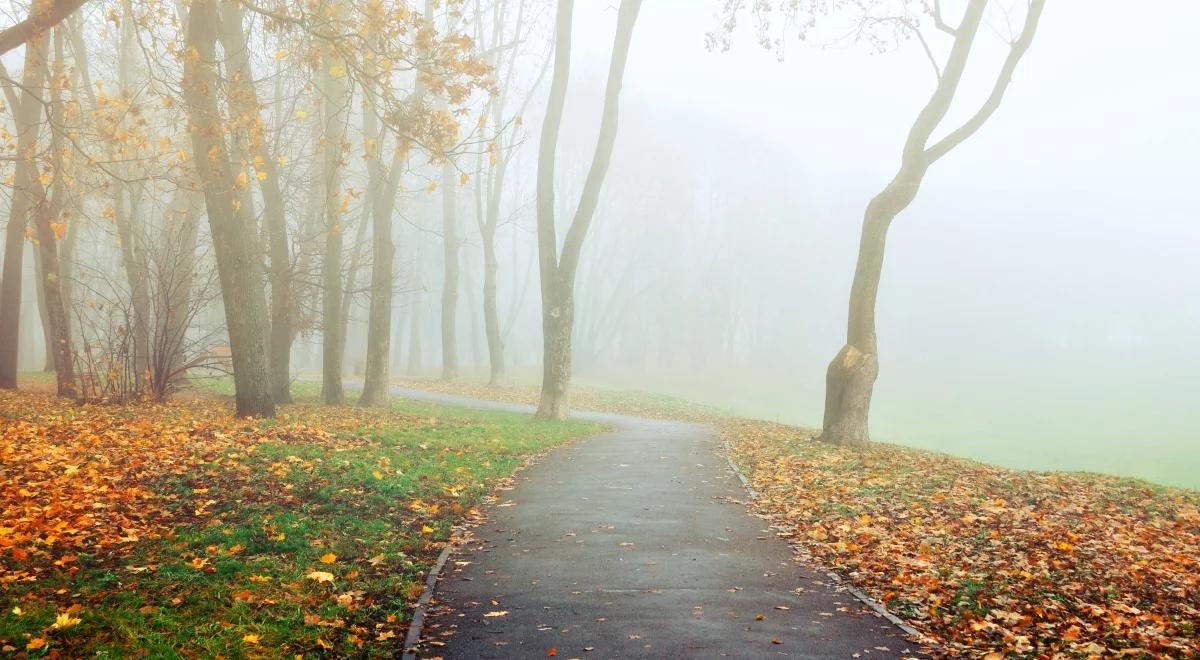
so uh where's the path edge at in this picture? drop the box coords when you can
[720,438,933,647]
[402,545,453,660]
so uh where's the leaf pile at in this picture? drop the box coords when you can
[725,418,1200,658]
[0,388,598,657]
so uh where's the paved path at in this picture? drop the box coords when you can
[396,388,923,659]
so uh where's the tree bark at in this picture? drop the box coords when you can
[358,86,403,406]
[319,22,349,405]
[440,163,460,381]
[182,0,274,417]
[217,0,294,403]
[0,1,51,389]
[28,28,75,397]
[533,0,641,419]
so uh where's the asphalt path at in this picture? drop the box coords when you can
[396,387,923,659]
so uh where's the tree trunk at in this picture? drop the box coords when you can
[536,279,572,419]
[181,0,274,417]
[33,248,54,371]
[319,28,349,405]
[533,0,641,419]
[217,0,293,403]
[482,228,505,385]
[440,163,459,381]
[817,0,1044,446]
[33,27,75,397]
[358,96,402,406]
[0,2,51,388]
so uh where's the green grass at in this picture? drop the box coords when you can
[1,383,601,657]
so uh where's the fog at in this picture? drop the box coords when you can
[6,0,1197,487]
[475,0,1200,487]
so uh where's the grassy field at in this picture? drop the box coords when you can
[0,375,601,657]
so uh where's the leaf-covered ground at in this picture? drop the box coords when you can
[728,419,1200,658]
[390,378,1200,658]
[0,380,600,657]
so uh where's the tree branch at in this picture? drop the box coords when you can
[925,0,1046,164]
[0,0,88,56]
[932,0,957,36]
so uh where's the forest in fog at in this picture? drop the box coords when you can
[1,0,1197,486]
[2,1,1199,658]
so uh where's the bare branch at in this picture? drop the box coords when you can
[925,0,1046,163]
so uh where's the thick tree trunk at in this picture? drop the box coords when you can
[440,163,460,381]
[182,0,274,417]
[819,172,922,447]
[319,32,349,405]
[0,3,50,389]
[217,0,293,403]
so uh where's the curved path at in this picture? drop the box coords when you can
[396,387,923,659]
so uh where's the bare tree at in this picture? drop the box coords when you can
[533,0,642,419]
[817,0,1046,446]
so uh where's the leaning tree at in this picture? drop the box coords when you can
[714,0,1046,446]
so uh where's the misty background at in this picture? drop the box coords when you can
[13,0,1198,487]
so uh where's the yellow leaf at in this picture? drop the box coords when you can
[459,172,470,186]
[243,634,260,645]
[38,172,51,186]
[306,570,335,583]
[273,49,289,60]
[372,470,384,480]
[295,110,308,120]
[235,171,248,189]
[26,638,46,651]
[319,552,337,564]
[53,612,81,629]
[328,64,346,78]
[483,610,509,617]
[256,171,268,182]
[421,525,434,535]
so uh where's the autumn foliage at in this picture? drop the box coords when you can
[0,386,597,655]
[727,419,1200,658]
